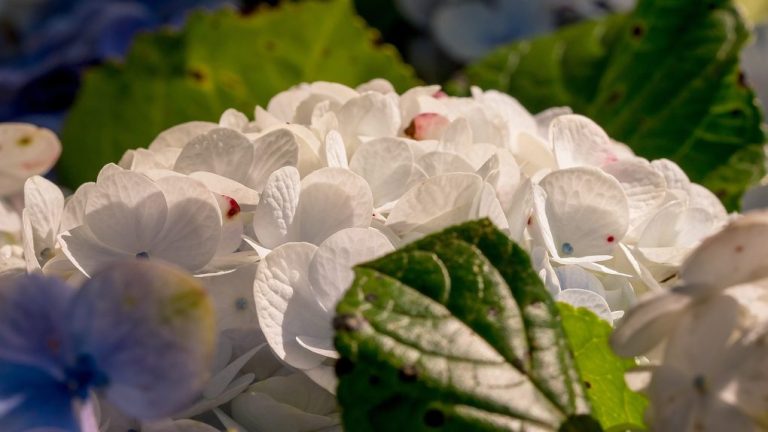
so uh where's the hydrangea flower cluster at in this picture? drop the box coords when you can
[0,80,730,430]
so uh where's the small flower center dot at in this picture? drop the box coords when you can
[561,242,574,255]
[235,298,248,311]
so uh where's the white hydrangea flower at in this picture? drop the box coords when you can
[1,79,739,430]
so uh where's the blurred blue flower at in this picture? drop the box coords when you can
[394,0,633,62]
[0,261,215,432]
[0,0,238,127]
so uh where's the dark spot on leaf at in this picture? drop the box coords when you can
[706,1,717,11]
[730,108,744,118]
[398,364,418,382]
[334,358,354,376]
[606,89,623,106]
[188,68,206,83]
[264,39,276,52]
[321,47,331,58]
[364,293,378,303]
[584,380,592,389]
[423,409,445,428]
[333,314,364,332]
[631,23,645,38]
[368,374,381,385]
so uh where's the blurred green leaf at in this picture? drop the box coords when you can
[558,303,647,430]
[463,0,766,210]
[59,0,418,187]
[335,219,607,431]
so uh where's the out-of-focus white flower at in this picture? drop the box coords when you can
[612,211,768,431]
[0,123,60,197]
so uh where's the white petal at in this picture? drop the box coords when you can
[650,159,690,193]
[200,262,260,331]
[417,151,475,177]
[252,167,301,249]
[349,137,416,208]
[296,336,339,359]
[308,228,394,313]
[231,373,338,432]
[292,168,373,245]
[152,175,222,271]
[174,128,255,183]
[611,291,691,357]
[219,108,249,130]
[253,242,329,369]
[84,171,168,254]
[515,131,556,177]
[558,289,613,324]
[322,130,348,169]
[663,294,741,375]
[679,211,768,297]
[602,159,667,228]
[188,172,260,207]
[23,176,64,262]
[554,265,605,296]
[356,78,395,94]
[550,114,617,169]
[248,129,299,191]
[386,173,484,238]
[148,121,218,151]
[539,167,629,257]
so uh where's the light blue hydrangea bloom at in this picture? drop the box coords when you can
[0,261,215,431]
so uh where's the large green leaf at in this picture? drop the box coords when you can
[335,219,606,431]
[463,0,766,210]
[58,0,419,187]
[558,303,647,431]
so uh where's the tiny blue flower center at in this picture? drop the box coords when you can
[64,353,109,400]
[561,242,574,256]
[136,251,150,259]
[235,298,248,311]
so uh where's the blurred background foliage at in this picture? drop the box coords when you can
[1,0,766,209]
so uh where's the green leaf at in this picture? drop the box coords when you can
[334,219,602,431]
[58,0,419,187]
[558,303,647,431]
[462,0,766,210]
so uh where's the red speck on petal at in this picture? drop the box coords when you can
[527,216,532,226]
[432,90,448,99]
[606,235,615,243]
[735,245,744,253]
[225,196,241,219]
